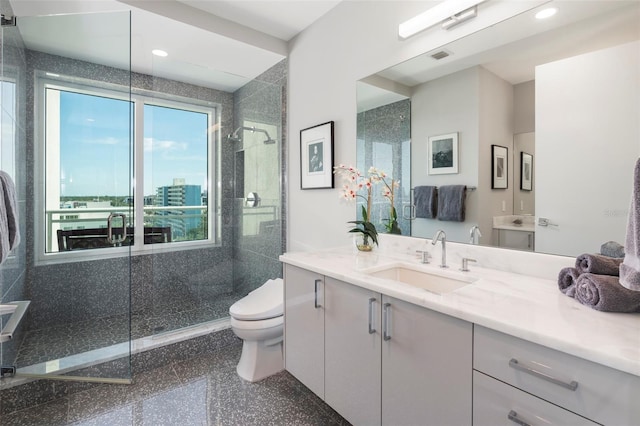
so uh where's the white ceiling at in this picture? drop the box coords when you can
[8,0,341,91]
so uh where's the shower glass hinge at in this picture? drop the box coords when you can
[1,366,16,378]
[1,14,16,26]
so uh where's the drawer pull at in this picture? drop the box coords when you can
[368,297,376,334]
[314,279,322,308]
[383,303,391,341]
[509,358,578,391]
[507,410,531,426]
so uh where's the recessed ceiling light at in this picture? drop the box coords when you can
[152,49,168,57]
[535,8,557,20]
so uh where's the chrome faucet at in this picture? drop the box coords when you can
[431,229,447,268]
[469,225,482,245]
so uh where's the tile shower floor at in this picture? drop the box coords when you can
[3,342,350,425]
[16,292,244,367]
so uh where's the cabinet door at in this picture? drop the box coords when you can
[283,264,325,398]
[382,295,472,426]
[325,277,382,426]
[473,371,599,426]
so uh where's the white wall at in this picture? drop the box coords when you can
[287,1,546,252]
[536,41,640,256]
[411,67,480,243]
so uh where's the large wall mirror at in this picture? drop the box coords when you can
[357,1,640,257]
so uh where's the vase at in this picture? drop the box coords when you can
[354,234,374,252]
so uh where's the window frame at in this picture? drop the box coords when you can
[35,72,221,265]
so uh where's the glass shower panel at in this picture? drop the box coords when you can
[3,11,133,383]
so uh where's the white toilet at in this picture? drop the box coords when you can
[229,278,284,382]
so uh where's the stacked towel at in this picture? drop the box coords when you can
[437,185,466,222]
[414,186,437,219]
[575,253,622,276]
[558,251,640,313]
[557,267,579,297]
[600,241,624,258]
[575,273,640,313]
[0,171,20,265]
[620,158,640,291]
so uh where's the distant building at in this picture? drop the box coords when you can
[154,178,202,237]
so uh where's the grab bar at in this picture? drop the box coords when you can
[0,300,30,343]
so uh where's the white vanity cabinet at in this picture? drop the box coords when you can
[283,264,325,398]
[324,277,382,426]
[381,295,472,426]
[473,326,640,426]
[285,265,473,426]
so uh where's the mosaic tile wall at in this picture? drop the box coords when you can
[231,59,287,297]
[357,98,411,236]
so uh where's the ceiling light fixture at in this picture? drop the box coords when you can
[399,0,487,39]
[151,49,168,57]
[535,7,557,20]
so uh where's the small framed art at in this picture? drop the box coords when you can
[428,132,459,175]
[300,121,334,189]
[491,144,508,189]
[520,152,533,191]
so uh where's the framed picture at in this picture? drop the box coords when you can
[520,152,533,191]
[428,132,459,175]
[300,121,334,189]
[491,144,508,189]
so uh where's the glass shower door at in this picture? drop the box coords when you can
[0,10,133,384]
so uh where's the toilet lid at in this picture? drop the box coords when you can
[229,278,283,320]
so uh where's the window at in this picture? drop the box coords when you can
[38,76,218,260]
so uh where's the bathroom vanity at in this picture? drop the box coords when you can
[280,236,640,426]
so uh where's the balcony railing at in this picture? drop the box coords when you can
[46,205,207,252]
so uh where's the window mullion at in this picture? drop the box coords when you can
[133,98,145,249]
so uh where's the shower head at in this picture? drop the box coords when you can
[227,126,277,145]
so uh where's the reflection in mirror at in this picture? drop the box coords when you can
[356,81,411,235]
[357,1,640,257]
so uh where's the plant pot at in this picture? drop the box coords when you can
[354,234,374,252]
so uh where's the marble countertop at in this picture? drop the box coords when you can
[492,224,535,232]
[280,245,640,377]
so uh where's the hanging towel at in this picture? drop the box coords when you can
[414,186,437,219]
[620,158,640,291]
[0,171,20,265]
[437,185,466,222]
[575,253,623,276]
[557,267,580,297]
[575,273,640,312]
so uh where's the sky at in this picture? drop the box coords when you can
[57,89,208,197]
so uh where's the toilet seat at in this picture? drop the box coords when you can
[230,315,283,330]
[230,278,283,321]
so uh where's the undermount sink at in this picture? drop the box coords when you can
[366,264,475,295]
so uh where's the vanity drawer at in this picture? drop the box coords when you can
[473,371,598,426]
[474,326,639,426]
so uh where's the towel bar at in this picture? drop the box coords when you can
[0,300,30,343]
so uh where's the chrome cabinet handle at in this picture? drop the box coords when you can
[383,302,391,341]
[368,297,376,334]
[509,358,578,391]
[508,410,531,426]
[314,279,322,308]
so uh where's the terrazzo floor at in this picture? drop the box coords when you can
[15,292,244,367]
[3,342,350,425]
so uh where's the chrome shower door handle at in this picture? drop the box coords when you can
[368,297,376,334]
[107,213,127,245]
[314,279,322,308]
[383,302,391,341]
[403,203,416,220]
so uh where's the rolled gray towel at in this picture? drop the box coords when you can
[575,253,623,276]
[600,241,624,258]
[557,267,579,297]
[574,273,640,313]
